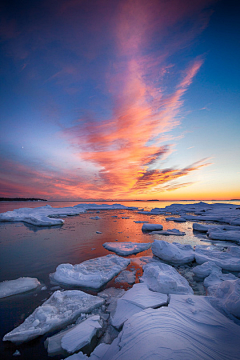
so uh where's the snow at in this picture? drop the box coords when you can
[195,245,240,271]
[150,229,185,236]
[101,294,240,360]
[3,290,104,343]
[51,255,130,290]
[0,277,40,299]
[111,283,167,329]
[89,343,110,359]
[152,240,195,264]
[142,223,163,231]
[115,270,136,284]
[140,262,193,294]
[61,315,102,354]
[103,242,151,256]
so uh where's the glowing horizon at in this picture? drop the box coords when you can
[0,0,239,201]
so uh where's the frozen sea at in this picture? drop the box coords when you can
[0,200,240,359]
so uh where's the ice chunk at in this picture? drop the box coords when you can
[102,294,240,360]
[61,315,102,354]
[192,261,221,278]
[142,223,163,231]
[89,343,110,359]
[103,242,151,256]
[65,352,88,360]
[90,216,100,220]
[208,229,240,243]
[115,270,136,284]
[111,283,167,329]
[210,279,240,318]
[150,229,185,236]
[0,277,40,299]
[3,290,104,343]
[51,255,130,290]
[140,262,193,294]
[0,205,85,226]
[204,270,237,290]
[165,217,186,222]
[195,245,240,271]
[152,240,195,264]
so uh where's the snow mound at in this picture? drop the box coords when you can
[51,255,130,290]
[208,229,240,243]
[0,277,40,298]
[3,290,104,343]
[101,294,240,360]
[140,262,193,294]
[103,242,151,256]
[152,240,195,264]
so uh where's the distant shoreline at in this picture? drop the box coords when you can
[0,198,48,202]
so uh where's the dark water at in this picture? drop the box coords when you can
[0,200,239,359]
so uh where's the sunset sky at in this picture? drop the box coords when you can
[0,0,239,201]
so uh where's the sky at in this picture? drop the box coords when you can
[0,0,239,201]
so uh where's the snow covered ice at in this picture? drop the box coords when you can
[51,255,130,290]
[3,290,104,343]
[0,277,40,298]
[150,228,185,236]
[152,240,195,264]
[103,242,151,256]
[115,270,136,284]
[140,262,193,294]
[100,294,240,360]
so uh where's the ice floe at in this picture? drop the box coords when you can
[0,203,138,227]
[3,290,104,343]
[111,283,167,329]
[210,279,240,318]
[152,240,195,264]
[208,229,240,243]
[65,352,88,360]
[103,242,151,256]
[61,315,102,354]
[142,223,163,231]
[195,245,240,271]
[192,261,221,278]
[140,262,193,294]
[0,277,40,299]
[150,229,185,236]
[165,217,186,222]
[115,270,136,284]
[101,294,240,360]
[51,255,130,290]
